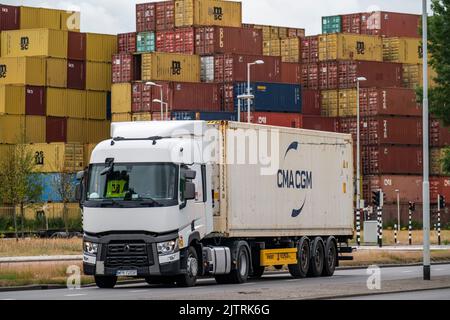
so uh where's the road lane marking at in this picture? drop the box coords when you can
[65,293,86,297]
[286,279,300,282]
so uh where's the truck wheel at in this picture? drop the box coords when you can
[94,276,117,289]
[215,245,250,284]
[322,237,337,277]
[176,246,199,287]
[250,266,265,279]
[308,237,325,277]
[288,237,310,278]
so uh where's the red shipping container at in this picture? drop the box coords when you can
[244,112,302,128]
[195,26,263,56]
[363,175,423,204]
[214,54,282,83]
[0,4,20,30]
[156,28,195,54]
[112,54,136,83]
[25,86,46,116]
[170,82,221,112]
[340,116,423,146]
[342,13,363,34]
[361,11,420,38]
[68,32,86,61]
[302,89,321,116]
[430,118,450,147]
[136,3,156,32]
[131,81,171,113]
[301,116,339,133]
[220,83,234,112]
[360,88,421,117]
[301,63,319,89]
[155,1,174,31]
[300,36,319,64]
[288,28,305,38]
[67,60,86,90]
[431,177,450,205]
[281,62,301,84]
[118,32,137,54]
[362,145,423,175]
[46,117,67,143]
[318,60,403,90]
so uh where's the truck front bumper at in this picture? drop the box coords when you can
[82,232,183,277]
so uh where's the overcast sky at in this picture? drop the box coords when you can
[4,0,430,35]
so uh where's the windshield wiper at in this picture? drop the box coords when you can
[138,198,164,207]
[99,200,123,207]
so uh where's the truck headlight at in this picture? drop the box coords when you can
[157,239,178,255]
[84,241,98,255]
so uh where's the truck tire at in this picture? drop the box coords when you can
[94,276,117,289]
[250,266,265,279]
[322,237,337,277]
[215,245,250,284]
[308,237,325,277]
[176,246,199,287]
[288,237,310,278]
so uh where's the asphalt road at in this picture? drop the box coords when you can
[1,264,450,300]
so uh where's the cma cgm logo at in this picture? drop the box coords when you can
[277,141,313,218]
[171,61,182,75]
[20,37,30,50]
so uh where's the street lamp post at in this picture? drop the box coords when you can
[237,94,255,122]
[153,99,169,120]
[247,60,264,123]
[356,76,367,247]
[395,189,400,243]
[146,82,164,120]
[422,0,431,281]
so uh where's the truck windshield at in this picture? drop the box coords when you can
[86,163,178,206]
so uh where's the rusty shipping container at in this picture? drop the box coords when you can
[170,82,221,112]
[156,28,195,54]
[25,86,46,116]
[342,13,363,34]
[301,63,319,90]
[360,11,420,38]
[156,1,175,31]
[300,36,319,64]
[112,54,137,83]
[118,32,137,54]
[430,119,450,147]
[339,116,423,146]
[281,63,301,84]
[67,60,86,90]
[195,26,262,56]
[136,2,156,32]
[212,54,281,83]
[302,89,321,116]
[301,115,339,133]
[243,112,303,129]
[0,4,20,30]
[319,60,403,90]
[131,81,171,113]
[363,175,423,204]
[68,31,86,61]
[359,88,421,117]
[362,145,423,175]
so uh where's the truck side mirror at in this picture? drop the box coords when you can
[184,169,196,180]
[75,183,82,202]
[184,182,196,200]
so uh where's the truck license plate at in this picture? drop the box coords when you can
[116,270,138,276]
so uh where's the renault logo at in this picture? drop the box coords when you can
[124,244,131,253]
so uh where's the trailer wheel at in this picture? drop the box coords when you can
[308,237,325,277]
[94,276,117,289]
[288,237,310,278]
[176,246,199,287]
[215,245,250,284]
[322,237,337,277]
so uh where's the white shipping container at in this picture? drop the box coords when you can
[200,56,214,83]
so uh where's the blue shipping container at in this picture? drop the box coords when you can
[33,174,77,203]
[172,112,238,121]
[234,83,302,113]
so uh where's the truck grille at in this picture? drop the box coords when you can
[105,242,154,268]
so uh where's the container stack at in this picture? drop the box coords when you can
[110,0,304,127]
[0,5,116,209]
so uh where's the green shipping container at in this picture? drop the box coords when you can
[136,32,155,53]
[322,15,342,34]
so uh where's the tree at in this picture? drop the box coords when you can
[52,173,75,233]
[427,1,450,174]
[0,145,42,239]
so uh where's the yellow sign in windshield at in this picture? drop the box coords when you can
[106,180,127,198]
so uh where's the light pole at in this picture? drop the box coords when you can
[146,81,164,120]
[356,76,367,247]
[247,60,264,123]
[422,0,431,281]
[153,99,169,120]
[236,94,254,122]
[395,189,400,243]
